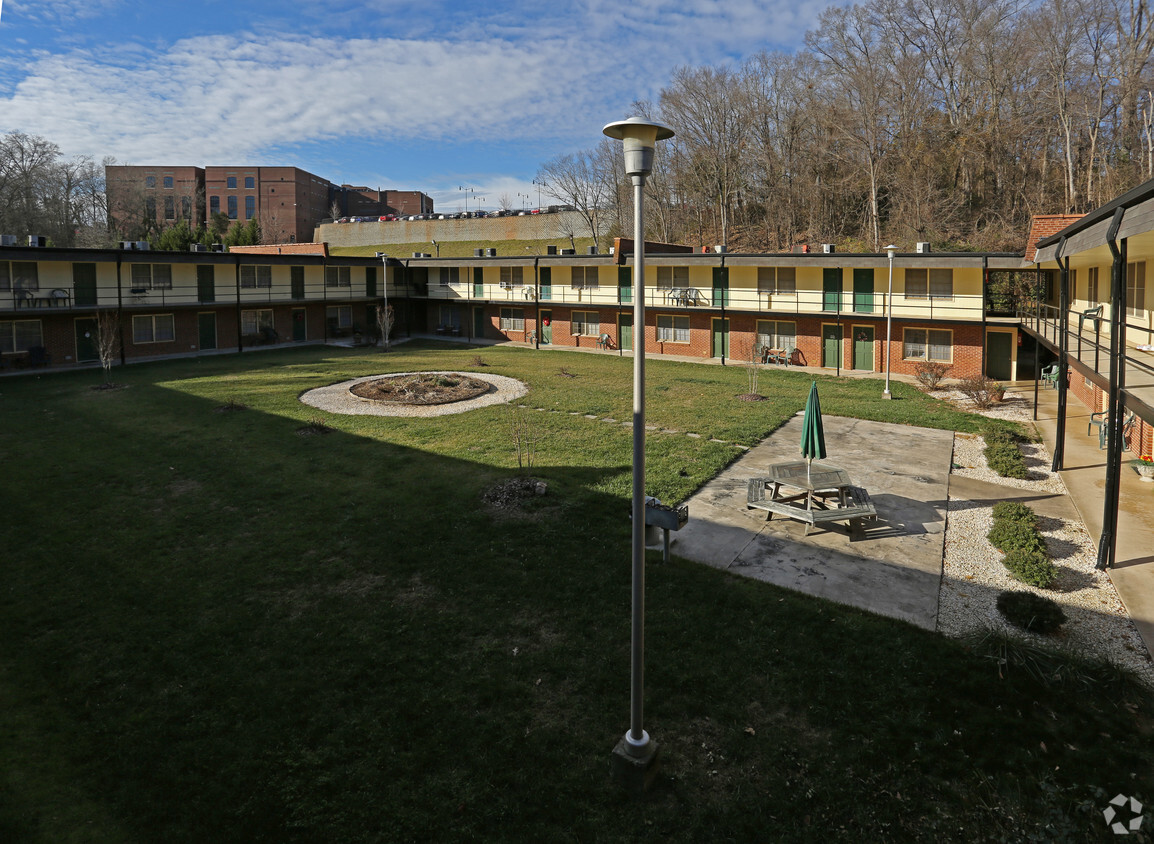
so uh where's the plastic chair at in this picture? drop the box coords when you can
[597,333,612,350]
[1078,305,1103,333]
[1040,364,1059,389]
[1090,409,1135,449]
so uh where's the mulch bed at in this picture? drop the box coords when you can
[350,373,492,406]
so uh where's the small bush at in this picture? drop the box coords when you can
[996,590,1067,635]
[958,375,1004,409]
[982,427,1029,479]
[914,361,951,391]
[1003,548,1058,588]
[988,519,1046,554]
[990,500,1038,526]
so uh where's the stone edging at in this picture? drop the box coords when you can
[299,371,529,417]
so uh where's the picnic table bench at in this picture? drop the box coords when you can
[746,467,877,540]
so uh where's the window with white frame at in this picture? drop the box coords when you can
[756,319,796,351]
[240,265,272,289]
[656,266,689,289]
[903,327,952,362]
[500,266,524,287]
[757,266,796,295]
[325,306,351,329]
[440,267,461,286]
[657,314,690,343]
[0,319,42,353]
[325,266,352,287]
[499,307,525,331]
[1127,261,1146,316]
[132,314,175,344]
[1087,266,1099,303]
[571,266,600,289]
[571,310,599,336]
[905,268,953,299]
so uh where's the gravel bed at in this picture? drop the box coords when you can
[937,389,1154,686]
[300,371,528,417]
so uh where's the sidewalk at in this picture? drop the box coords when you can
[1023,383,1154,658]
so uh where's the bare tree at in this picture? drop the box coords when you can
[95,310,120,385]
[536,146,614,251]
[376,303,395,351]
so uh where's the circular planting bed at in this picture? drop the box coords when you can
[349,372,492,406]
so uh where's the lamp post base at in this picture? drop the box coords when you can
[882,389,893,400]
[611,733,660,794]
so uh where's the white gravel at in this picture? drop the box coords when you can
[299,371,529,417]
[938,389,1154,686]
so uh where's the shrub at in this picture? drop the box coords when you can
[1003,548,1058,588]
[996,590,1067,635]
[988,519,1046,554]
[958,375,1004,409]
[990,500,1038,527]
[982,427,1029,479]
[914,361,951,391]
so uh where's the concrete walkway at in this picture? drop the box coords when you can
[672,415,953,630]
[1026,383,1154,658]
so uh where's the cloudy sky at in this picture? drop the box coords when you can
[0,0,829,211]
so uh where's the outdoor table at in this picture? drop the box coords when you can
[762,460,851,511]
[746,461,877,539]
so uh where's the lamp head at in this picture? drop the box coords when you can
[885,244,897,259]
[603,117,675,178]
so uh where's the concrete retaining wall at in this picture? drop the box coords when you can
[315,211,609,249]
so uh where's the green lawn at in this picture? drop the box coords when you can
[0,342,1149,842]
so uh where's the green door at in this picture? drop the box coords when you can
[74,318,98,362]
[986,331,1013,381]
[73,263,97,306]
[853,325,874,370]
[539,267,552,301]
[822,324,841,367]
[823,268,841,311]
[619,266,632,304]
[473,268,484,298]
[712,267,729,307]
[473,306,486,338]
[540,310,552,344]
[198,312,217,351]
[198,265,215,302]
[292,308,306,342]
[712,318,730,358]
[853,268,874,312]
[619,313,633,351]
[366,266,377,298]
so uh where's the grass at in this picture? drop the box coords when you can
[0,341,1149,842]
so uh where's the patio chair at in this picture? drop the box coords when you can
[1089,409,1135,449]
[1078,305,1103,333]
[1040,363,1059,389]
[14,290,33,308]
[597,333,613,350]
[51,288,70,307]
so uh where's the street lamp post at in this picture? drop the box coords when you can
[603,116,674,792]
[533,177,547,210]
[884,245,897,398]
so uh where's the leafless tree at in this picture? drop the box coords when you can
[95,309,120,385]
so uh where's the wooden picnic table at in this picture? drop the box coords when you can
[746,461,877,539]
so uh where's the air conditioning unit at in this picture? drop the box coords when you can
[412,252,423,258]
[211,243,225,252]
[792,244,809,254]
[28,235,47,247]
[0,234,17,247]
[588,246,598,255]
[499,281,510,289]
[714,244,728,253]
[822,243,836,254]
[561,248,575,256]
[916,242,931,254]
[190,243,207,252]
[546,245,557,255]
[485,248,497,257]
[474,248,485,257]
[120,240,137,250]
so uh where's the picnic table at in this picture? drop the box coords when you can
[746,461,877,540]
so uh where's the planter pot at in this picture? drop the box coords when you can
[1136,463,1154,482]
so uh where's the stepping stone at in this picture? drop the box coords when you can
[686,433,702,438]
[602,418,617,423]
[585,414,598,419]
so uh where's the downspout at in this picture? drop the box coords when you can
[534,257,540,349]
[980,256,988,377]
[719,253,727,366]
[116,253,126,367]
[1052,237,1069,471]
[1097,208,1127,570]
[234,254,243,354]
[322,256,329,343]
[1032,262,1041,422]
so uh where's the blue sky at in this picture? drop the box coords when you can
[0,0,829,212]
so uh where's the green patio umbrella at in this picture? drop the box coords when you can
[800,380,827,480]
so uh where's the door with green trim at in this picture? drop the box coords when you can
[198,312,217,351]
[853,325,874,370]
[823,268,841,311]
[473,267,484,297]
[712,318,730,358]
[712,267,729,307]
[986,331,1013,381]
[619,313,633,351]
[473,306,486,338]
[540,310,552,344]
[618,266,632,304]
[853,268,874,312]
[539,267,552,301]
[198,265,216,303]
[73,263,97,306]
[74,318,98,362]
[822,323,841,367]
[292,308,306,342]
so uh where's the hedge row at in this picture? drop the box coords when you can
[987,500,1057,588]
[983,427,1029,479]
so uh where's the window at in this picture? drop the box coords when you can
[756,319,796,351]
[163,176,174,189]
[227,196,237,219]
[757,266,796,295]
[244,309,275,334]
[500,266,524,287]
[571,267,599,289]
[145,175,156,188]
[903,327,952,362]
[439,305,461,328]
[905,268,953,299]
[164,196,175,220]
[245,196,255,219]
[440,267,460,286]
[0,319,42,353]
[657,314,690,343]
[0,262,7,291]
[325,266,351,287]
[240,265,272,288]
[499,307,525,331]
[572,310,600,336]
[1127,261,1146,316]
[130,265,172,290]
[210,196,220,216]
[244,176,255,189]
[132,314,175,344]
[145,197,156,219]
[181,197,191,220]
[657,266,689,289]
[227,176,237,189]
[1087,266,1099,303]
[1,262,40,291]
